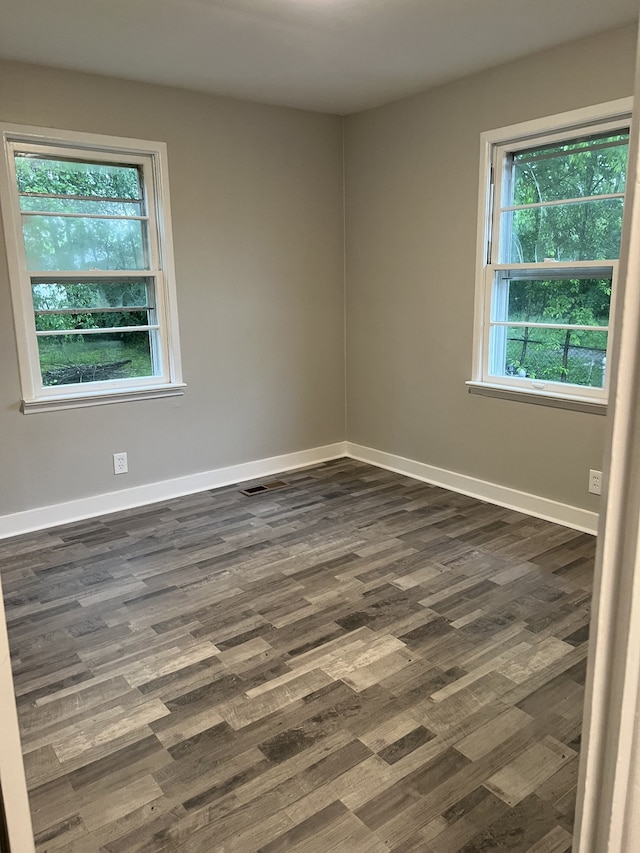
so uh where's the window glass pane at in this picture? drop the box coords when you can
[512,133,629,204]
[22,216,147,270]
[20,197,142,215]
[38,330,154,386]
[35,311,149,332]
[32,281,150,310]
[491,325,607,387]
[501,277,611,327]
[1,133,181,402]
[15,156,142,200]
[502,198,624,263]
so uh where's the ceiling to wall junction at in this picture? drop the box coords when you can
[0,0,637,113]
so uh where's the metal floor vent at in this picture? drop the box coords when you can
[240,480,289,496]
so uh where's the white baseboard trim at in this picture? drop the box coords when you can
[0,442,348,540]
[0,439,598,540]
[346,442,598,535]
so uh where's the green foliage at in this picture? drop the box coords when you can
[33,281,149,333]
[16,154,154,383]
[509,133,628,263]
[17,156,146,271]
[38,335,152,386]
[504,328,606,387]
[495,130,628,387]
[15,156,141,201]
[507,277,610,326]
[23,216,145,271]
[503,278,609,387]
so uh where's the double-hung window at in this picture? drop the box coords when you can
[0,124,184,412]
[470,99,632,410]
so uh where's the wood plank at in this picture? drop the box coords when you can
[0,459,592,851]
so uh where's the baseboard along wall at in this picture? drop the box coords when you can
[0,440,598,540]
[346,442,598,536]
[0,443,346,541]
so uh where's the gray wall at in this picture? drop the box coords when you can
[345,24,638,512]
[0,61,346,515]
[1,24,637,520]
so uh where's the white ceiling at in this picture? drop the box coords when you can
[0,0,637,114]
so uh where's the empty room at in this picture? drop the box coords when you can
[1,1,640,851]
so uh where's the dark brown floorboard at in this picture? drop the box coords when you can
[0,459,591,852]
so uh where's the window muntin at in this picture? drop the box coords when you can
[500,198,625,265]
[496,128,629,267]
[474,108,631,404]
[16,154,149,271]
[488,272,610,387]
[510,134,628,203]
[31,278,158,387]
[0,126,183,410]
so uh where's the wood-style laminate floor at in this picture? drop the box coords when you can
[1,460,594,852]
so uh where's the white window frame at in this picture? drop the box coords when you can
[468,98,633,412]
[0,123,185,413]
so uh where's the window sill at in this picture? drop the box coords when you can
[466,381,607,415]
[22,383,186,414]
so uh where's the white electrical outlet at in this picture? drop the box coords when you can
[589,469,602,495]
[113,452,128,475]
